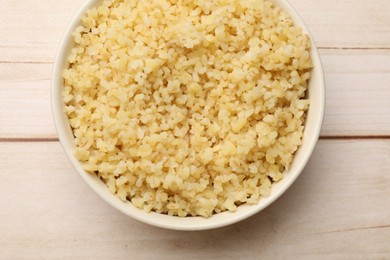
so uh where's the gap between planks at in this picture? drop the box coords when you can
[0,138,59,143]
[1,136,390,143]
[320,135,390,140]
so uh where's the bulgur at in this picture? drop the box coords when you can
[63,0,312,217]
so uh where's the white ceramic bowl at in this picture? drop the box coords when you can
[52,0,325,231]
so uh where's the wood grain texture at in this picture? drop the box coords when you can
[0,63,54,138]
[1,49,390,138]
[321,49,390,136]
[0,0,85,63]
[291,0,390,49]
[1,0,390,258]
[0,141,389,259]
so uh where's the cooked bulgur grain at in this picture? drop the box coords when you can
[63,0,312,217]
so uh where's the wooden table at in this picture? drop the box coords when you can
[1,0,389,258]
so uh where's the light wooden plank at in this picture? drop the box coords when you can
[0,140,389,259]
[321,49,390,136]
[1,49,390,138]
[0,63,56,138]
[0,0,85,63]
[291,0,390,49]
[0,0,390,64]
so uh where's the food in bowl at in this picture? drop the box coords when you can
[62,0,312,217]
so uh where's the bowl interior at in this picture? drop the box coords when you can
[52,0,325,231]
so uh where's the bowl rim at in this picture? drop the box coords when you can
[51,0,325,231]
